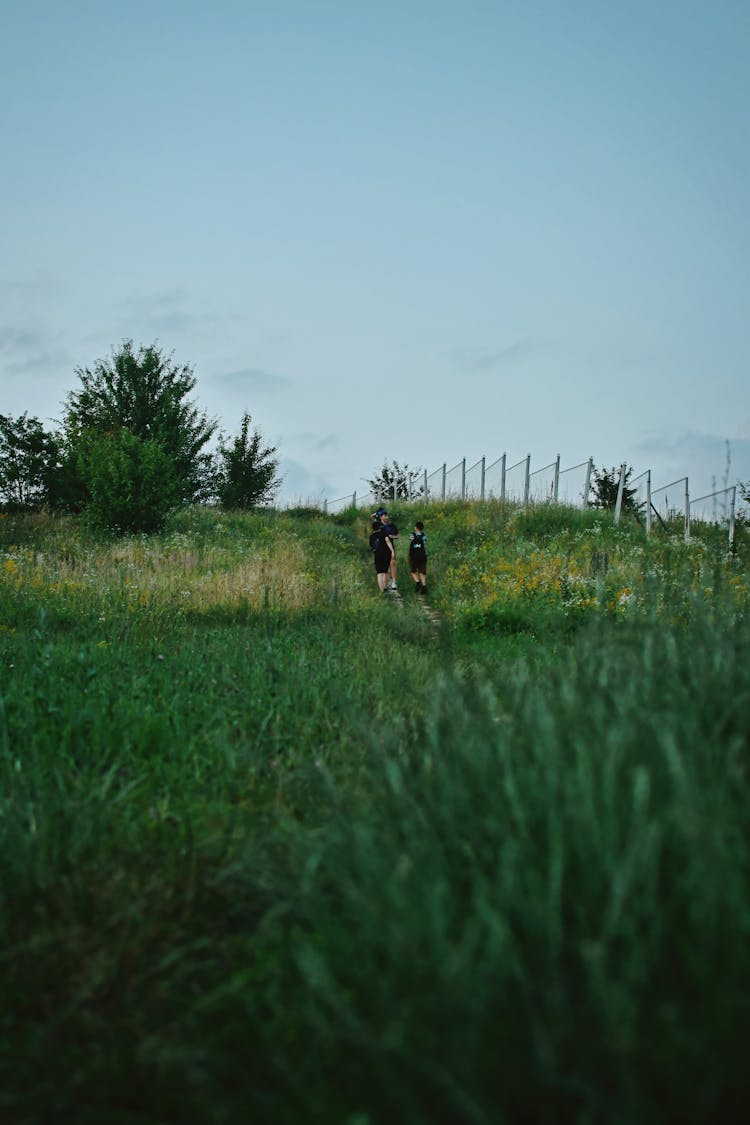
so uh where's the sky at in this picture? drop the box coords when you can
[2,0,749,506]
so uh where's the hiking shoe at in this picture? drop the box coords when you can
[391,582,398,590]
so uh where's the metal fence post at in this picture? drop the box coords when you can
[553,454,560,502]
[324,498,328,514]
[441,462,446,501]
[523,455,530,506]
[461,458,466,501]
[685,478,690,542]
[729,485,736,546]
[500,453,506,501]
[646,470,651,535]
[480,456,486,501]
[423,468,428,502]
[614,463,626,525]
[583,457,593,509]
[353,491,356,509]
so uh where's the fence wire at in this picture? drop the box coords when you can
[651,477,689,522]
[690,485,736,535]
[484,456,505,500]
[319,455,737,546]
[504,457,529,504]
[464,458,484,500]
[529,460,557,503]
[444,460,464,499]
[558,460,592,507]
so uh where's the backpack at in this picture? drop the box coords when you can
[410,531,426,554]
[369,529,382,552]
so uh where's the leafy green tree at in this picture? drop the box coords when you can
[368,460,424,502]
[64,340,216,503]
[0,413,62,510]
[44,440,91,513]
[738,480,750,524]
[590,464,640,514]
[79,429,180,534]
[215,412,280,509]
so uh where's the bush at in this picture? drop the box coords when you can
[64,340,216,504]
[0,413,62,510]
[215,412,280,509]
[79,430,180,534]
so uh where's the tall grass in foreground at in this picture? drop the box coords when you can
[0,507,749,1122]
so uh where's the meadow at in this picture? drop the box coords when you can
[1,501,749,1124]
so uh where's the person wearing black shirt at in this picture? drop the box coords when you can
[409,520,428,593]
[369,515,395,593]
[379,510,399,590]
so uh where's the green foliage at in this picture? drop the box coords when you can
[369,458,424,501]
[79,429,181,533]
[43,438,92,513]
[0,413,61,510]
[590,462,641,514]
[739,479,750,524]
[64,339,216,504]
[1,505,749,1121]
[215,411,280,509]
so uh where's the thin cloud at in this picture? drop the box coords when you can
[277,457,334,504]
[212,368,291,394]
[632,430,750,495]
[0,323,73,378]
[636,430,749,460]
[463,339,544,373]
[122,295,196,334]
[1,328,48,353]
[294,431,339,451]
[4,346,73,376]
[0,274,61,305]
[118,287,223,336]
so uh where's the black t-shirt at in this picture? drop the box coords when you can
[370,526,391,556]
[409,531,427,556]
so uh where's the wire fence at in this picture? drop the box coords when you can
[323,453,591,514]
[611,463,737,545]
[322,455,739,545]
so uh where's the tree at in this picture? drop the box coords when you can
[368,460,424,502]
[215,412,280,509]
[0,413,62,510]
[64,340,216,503]
[590,464,641,515]
[79,429,180,534]
[739,480,750,523]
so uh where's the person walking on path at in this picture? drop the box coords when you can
[378,509,400,590]
[409,520,428,594]
[370,515,395,593]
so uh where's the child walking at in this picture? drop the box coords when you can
[378,509,399,590]
[370,515,395,593]
[409,520,428,593]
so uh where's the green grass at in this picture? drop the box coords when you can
[1,503,749,1123]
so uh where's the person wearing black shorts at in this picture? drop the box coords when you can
[409,520,428,593]
[369,516,394,593]
[379,509,399,590]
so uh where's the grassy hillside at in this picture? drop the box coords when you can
[1,502,749,1124]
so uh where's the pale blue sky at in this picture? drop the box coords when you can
[2,0,748,503]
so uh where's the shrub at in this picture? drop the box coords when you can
[64,340,216,504]
[215,412,280,509]
[79,430,180,534]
